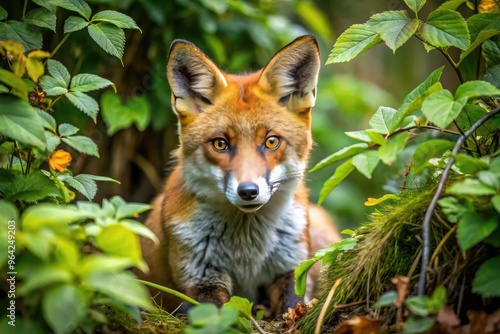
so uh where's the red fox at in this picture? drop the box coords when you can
[139,35,341,317]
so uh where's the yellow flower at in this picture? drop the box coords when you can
[48,149,72,172]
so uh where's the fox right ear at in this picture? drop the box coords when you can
[167,40,227,119]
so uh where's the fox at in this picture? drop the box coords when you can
[139,35,341,317]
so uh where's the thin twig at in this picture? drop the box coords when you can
[44,94,63,111]
[388,125,460,139]
[335,300,368,309]
[417,106,500,296]
[315,278,342,334]
[50,33,71,58]
[22,0,28,19]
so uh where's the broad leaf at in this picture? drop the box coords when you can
[100,92,150,135]
[24,8,56,32]
[473,256,500,298]
[379,132,410,165]
[33,0,57,12]
[367,11,418,52]
[345,130,373,143]
[0,96,45,149]
[295,258,319,297]
[0,6,6,20]
[87,22,125,62]
[412,139,454,173]
[40,76,68,96]
[459,30,500,62]
[405,0,426,12]
[419,9,470,50]
[70,73,115,93]
[466,13,500,43]
[64,16,88,33]
[91,10,141,32]
[493,195,500,213]
[64,91,99,120]
[35,109,56,132]
[457,211,498,252]
[422,89,467,128]
[374,291,397,307]
[446,178,497,196]
[0,21,42,51]
[18,266,72,295]
[483,37,500,69]
[352,150,380,179]
[319,159,356,204]
[438,0,467,10]
[46,59,70,87]
[48,0,91,20]
[454,80,500,100]
[310,143,368,173]
[3,171,59,202]
[0,67,29,100]
[42,284,88,334]
[64,174,117,200]
[58,123,79,136]
[22,204,92,231]
[327,23,382,64]
[484,64,500,89]
[369,106,399,134]
[62,135,99,157]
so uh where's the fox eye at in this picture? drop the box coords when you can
[265,136,281,150]
[212,138,229,152]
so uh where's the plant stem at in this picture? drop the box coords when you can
[22,0,28,19]
[44,94,64,111]
[417,105,500,297]
[136,279,200,306]
[50,33,71,58]
[388,125,461,139]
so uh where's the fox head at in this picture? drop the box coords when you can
[166,36,320,213]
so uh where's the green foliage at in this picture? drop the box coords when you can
[0,0,154,332]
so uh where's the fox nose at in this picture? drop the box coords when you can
[237,182,259,201]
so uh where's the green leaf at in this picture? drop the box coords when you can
[81,255,135,276]
[0,6,7,20]
[402,315,435,334]
[369,106,399,134]
[473,256,500,298]
[64,16,88,33]
[39,76,68,96]
[405,297,430,316]
[419,9,470,50]
[428,285,446,313]
[326,23,383,64]
[112,197,150,219]
[484,64,500,89]
[70,73,115,93]
[22,204,92,231]
[483,37,500,69]
[446,178,497,196]
[352,150,380,179]
[87,22,125,62]
[396,67,444,120]
[457,212,498,252]
[24,8,56,32]
[438,197,473,223]
[309,143,368,173]
[0,96,46,149]
[188,303,220,326]
[58,123,79,136]
[47,0,91,20]
[18,266,72,295]
[33,0,57,12]
[318,159,356,204]
[101,92,151,135]
[405,0,426,12]
[294,258,318,297]
[412,139,454,173]
[345,130,374,143]
[0,67,29,100]
[62,135,99,157]
[454,154,489,174]
[454,80,500,100]
[91,10,141,32]
[0,200,18,223]
[374,291,397,307]
[437,0,467,10]
[422,89,467,128]
[95,224,142,265]
[3,171,59,202]
[366,11,418,52]
[35,108,56,132]
[379,132,410,165]
[46,59,70,87]
[42,284,88,334]
[466,13,500,44]
[367,130,386,145]
[64,174,97,200]
[492,195,500,213]
[225,296,253,318]
[120,219,158,244]
[64,91,99,120]
[459,30,500,62]
[0,21,42,51]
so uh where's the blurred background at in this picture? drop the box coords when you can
[4,0,467,231]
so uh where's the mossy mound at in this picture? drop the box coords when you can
[299,183,496,333]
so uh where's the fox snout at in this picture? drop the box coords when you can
[237,182,259,201]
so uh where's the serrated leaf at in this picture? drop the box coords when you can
[33,0,57,12]
[405,0,426,12]
[310,143,368,173]
[438,0,467,10]
[454,80,500,100]
[446,178,497,195]
[0,67,28,100]
[483,37,500,69]
[91,10,141,32]
[319,159,355,204]
[473,256,500,298]
[485,64,500,89]
[0,95,45,149]
[64,174,97,200]
[367,11,418,52]
[459,29,500,62]
[352,150,380,179]
[422,89,467,128]
[70,73,115,93]
[87,22,125,62]
[42,284,88,334]
[327,23,383,64]
[0,21,42,51]
[457,211,498,252]
[58,123,79,136]
[26,57,45,82]
[46,59,70,87]
[412,139,454,173]
[24,8,57,32]
[379,132,410,165]
[100,92,151,135]
[35,108,56,132]
[40,76,68,96]
[62,135,99,157]
[3,171,59,202]
[65,91,99,120]
[64,16,88,33]
[369,106,399,134]
[466,13,500,43]
[48,0,91,20]
[405,297,430,316]
[419,9,470,50]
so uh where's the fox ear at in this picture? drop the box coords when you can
[167,40,227,117]
[258,35,320,113]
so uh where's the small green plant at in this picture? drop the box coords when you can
[0,0,154,332]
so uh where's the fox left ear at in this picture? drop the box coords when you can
[258,35,320,114]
